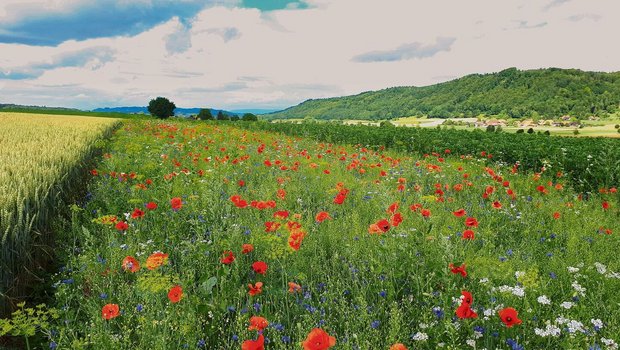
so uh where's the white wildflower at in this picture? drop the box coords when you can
[567,266,580,273]
[592,318,604,330]
[560,301,573,309]
[572,281,586,296]
[595,262,607,274]
[537,295,551,305]
[466,339,476,347]
[411,332,428,341]
[512,286,525,297]
[602,338,618,350]
[567,320,584,334]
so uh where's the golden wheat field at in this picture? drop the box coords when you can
[0,112,119,312]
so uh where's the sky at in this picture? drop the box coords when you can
[0,0,619,111]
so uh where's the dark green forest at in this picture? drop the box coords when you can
[266,68,620,120]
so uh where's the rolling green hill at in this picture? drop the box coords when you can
[266,68,620,120]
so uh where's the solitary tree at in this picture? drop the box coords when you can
[216,111,230,121]
[198,109,213,120]
[148,97,175,119]
[242,113,258,121]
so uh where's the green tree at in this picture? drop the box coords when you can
[147,97,175,119]
[230,116,240,121]
[242,113,258,121]
[216,111,230,121]
[197,109,213,120]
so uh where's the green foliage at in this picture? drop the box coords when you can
[516,129,525,134]
[197,109,213,120]
[267,68,620,120]
[147,97,176,119]
[216,110,229,121]
[242,113,258,121]
[486,125,495,132]
[0,303,58,350]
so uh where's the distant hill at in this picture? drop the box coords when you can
[229,108,281,115]
[92,106,237,116]
[0,103,81,112]
[266,68,620,120]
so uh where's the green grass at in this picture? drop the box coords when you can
[32,119,620,349]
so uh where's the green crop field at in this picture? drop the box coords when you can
[0,113,120,322]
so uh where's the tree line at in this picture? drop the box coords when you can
[147,97,258,121]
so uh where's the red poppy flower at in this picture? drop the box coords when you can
[387,202,399,215]
[248,282,263,296]
[390,213,403,227]
[553,212,561,219]
[115,221,129,231]
[461,290,473,305]
[421,209,431,218]
[602,201,610,210]
[462,229,475,240]
[492,201,502,209]
[449,263,467,277]
[121,256,140,273]
[456,304,478,319]
[168,285,183,303]
[498,307,522,327]
[465,217,479,227]
[146,202,158,210]
[315,211,331,223]
[238,180,245,187]
[288,230,305,250]
[242,334,265,350]
[302,328,336,350]
[146,251,168,270]
[170,197,183,210]
[277,188,286,199]
[288,282,302,293]
[265,221,281,232]
[376,219,391,232]
[252,261,268,275]
[453,209,466,217]
[273,210,289,219]
[221,251,235,265]
[390,344,408,350]
[333,192,347,205]
[102,303,120,320]
[131,208,145,219]
[248,316,269,331]
[242,244,254,254]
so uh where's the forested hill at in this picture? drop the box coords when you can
[266,68,620,120]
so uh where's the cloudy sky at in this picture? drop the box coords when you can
[0,0,619,111]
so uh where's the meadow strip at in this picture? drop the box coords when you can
[48,120,619,349]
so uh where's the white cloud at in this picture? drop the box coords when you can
[0,0,619,110]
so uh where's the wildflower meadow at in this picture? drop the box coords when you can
[33,120,620,349]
